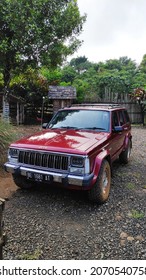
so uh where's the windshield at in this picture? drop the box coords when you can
[48,109,110,132]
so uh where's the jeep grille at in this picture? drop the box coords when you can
[18,151,69,171]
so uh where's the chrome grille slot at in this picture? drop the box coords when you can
[29,152,35,165]
[35,153,42,166]
[42,154,48,167]
[48,154,54,168]
[18,151,69,171]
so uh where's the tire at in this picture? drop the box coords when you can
[88,160,111,204]
[12,175,35,189]
[119,139,132,164]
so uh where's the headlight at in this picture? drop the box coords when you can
[9,148,19,158]
[8,148,19,163]
[70,156,90,175]
[71,156,84,167]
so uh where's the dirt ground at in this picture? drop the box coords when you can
[0,125,40,199]
[0,170,17,199]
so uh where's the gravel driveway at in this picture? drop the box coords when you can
[3,126,146,260]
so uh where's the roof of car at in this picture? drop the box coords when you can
[63,103,126,111]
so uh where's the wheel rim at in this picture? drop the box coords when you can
[101,164,111,198]
[127,142,131,159]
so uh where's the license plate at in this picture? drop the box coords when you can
[26,172,50,182]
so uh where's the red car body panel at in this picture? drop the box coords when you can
[11,129,109,155]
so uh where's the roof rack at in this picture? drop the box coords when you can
[71,103,121,108]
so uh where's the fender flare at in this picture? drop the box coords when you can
[91,150,111,186]
[123,134,132,150]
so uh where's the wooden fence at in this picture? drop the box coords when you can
[102,91,143,124]
[0,91,144,125]
[24,103,53,124]
[121,102,142,124]
[24,100,143,125]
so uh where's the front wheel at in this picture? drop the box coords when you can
[88,160,111,204]
[12,175,35,189]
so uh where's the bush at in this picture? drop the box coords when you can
[0,120,16,165]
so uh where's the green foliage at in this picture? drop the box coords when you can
[1,53,146,105]
[68,57,101,101]
[10,68,49,106]
[73,78,89,102]
[126,182,136,189]
[130,210,145,219]
[70,56,93,73]
[97,57,137,96]
[59,81,72,86]
[40,68,62,85]
[139,54,146,74]
[65,55,141,102]
[61,66,77,84]
[0,120,17,165]
[0,73,4,91]
[0,0,86,88]
[133,72,146,89]
[20,248,42,260]
[0,0,145,106]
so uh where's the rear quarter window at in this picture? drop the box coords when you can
[112,111,119,127]
[123,110,130,123]
[118,110,125,126]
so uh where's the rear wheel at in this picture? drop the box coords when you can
[119,139,132,164]
[88,160,111,204]
[12,175,35,189]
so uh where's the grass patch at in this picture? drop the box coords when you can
[126,182,136,190]
[20,249,42,260]
[130,210,145,219]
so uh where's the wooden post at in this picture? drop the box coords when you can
[16,102,19,125]
[2,95,10,122]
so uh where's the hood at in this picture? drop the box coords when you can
[11,128,109,154]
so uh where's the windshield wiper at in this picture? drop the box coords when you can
[84,127,106,130]
[59,126,79,130]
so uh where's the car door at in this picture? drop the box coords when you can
[117,109,127,148]
[110,110,124,161]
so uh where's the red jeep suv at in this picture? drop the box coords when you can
[4,104,132,204]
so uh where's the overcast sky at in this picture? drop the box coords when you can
[70,0,146,65]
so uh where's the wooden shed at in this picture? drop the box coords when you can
[48,86,76,113]
[0,93,25,125]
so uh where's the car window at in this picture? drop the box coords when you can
[118,110,125,126]
[48,109,110,131]
[112,111,119,127]
[123,110,130,123]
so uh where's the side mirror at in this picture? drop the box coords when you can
[113,126,123,132]
[42,123,48,129]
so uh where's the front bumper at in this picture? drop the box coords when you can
[4,163,94,189]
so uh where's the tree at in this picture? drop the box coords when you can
[139,54,146,74]
[97,57,138,100]
[73,78,89,102]
[40,67,62,85]
[61,66,76,84]
[0,0,86,92]
[130,87,146,126]
[69,56,92,73]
